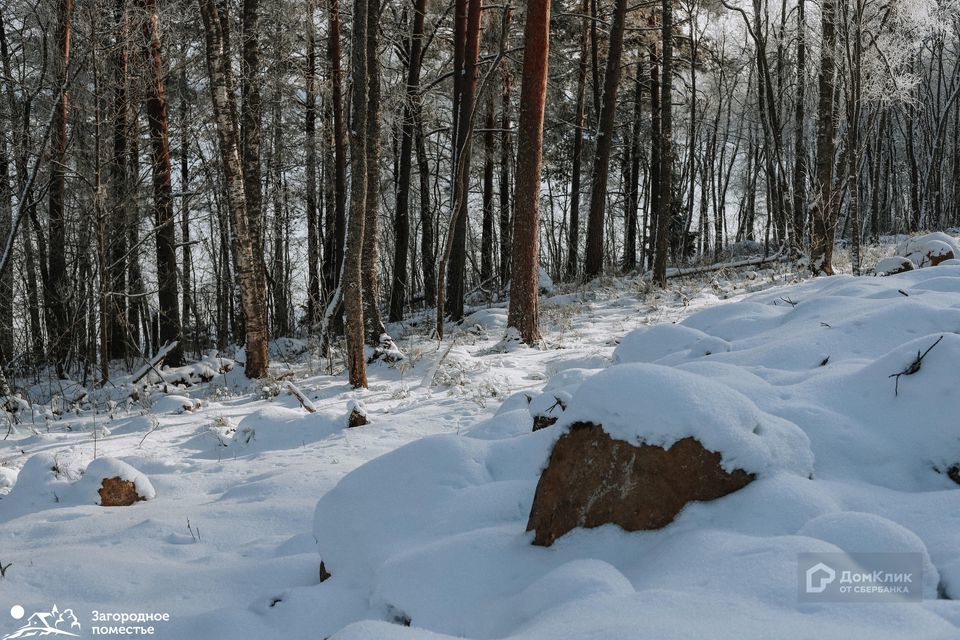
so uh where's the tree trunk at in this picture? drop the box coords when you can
[583,0,627,279]
[362,0,386,345]
[480,96,495,285]
[565,0,589,281]
[343,0,370,387]
[809,0,837,275]
[142,0,183,366]
[648,40,661,271]
[623,59,643,272]
[48,0,73,377]
[498,53,512,287]
[241,0,263,254]
[507,0,551,344]
[442,0,482,322]
[305,0,322,326]
[416,110,436,307]
[653,0,673,286]
[388,0,427,322]
[325,0,348,296]
[198,0,271,378]
[791,0,806,256]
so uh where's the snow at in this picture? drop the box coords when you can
[2,255,960,639]
[899,232,960,265]
[554,363,814,476]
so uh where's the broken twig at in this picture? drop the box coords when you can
[889,336,944,396]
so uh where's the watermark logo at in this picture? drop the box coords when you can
[805,561,836,594]
[3,604,81,639]
[798,552,924,602]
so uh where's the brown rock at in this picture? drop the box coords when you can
[948,465,960,486]
[99,477,147,507]
[929,249,955,267]
[347,408,369,428]
[527,422,755,546]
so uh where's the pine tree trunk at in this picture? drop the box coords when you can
[623,59,643,272]
[305,0,322,327]
[507,0,551,344]
[142,0,183,366]
[442,0,482,322]
[325,0,348,296]
[810,0,837,275]
[48,0,73,377]
[416,111,436,306]
[648,41,661,271]
[653,0,673,286]
[583,0,627,279]
[498,55,512,287]
[791,0,806,256]
[565,0,589,281]
[388,0,427,322]
[480,96,495,285]
[107,0,130,360]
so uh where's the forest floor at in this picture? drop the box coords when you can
[1,239,959,639]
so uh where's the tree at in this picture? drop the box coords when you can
[583,0,628,279]
[388,0,428,322]
[141,0,183,366]
[810,0,838,275]
[653,0,673,286]
[564,0,589,281]
[507,0,551,344]
[441,0,482,323]
[342,0,370,388]
[198,0,271,378]
[48,0,73,377]
[305,0,321,326]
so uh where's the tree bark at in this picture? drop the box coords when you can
[507,0,551,344]
[343,0,370,387]
[142,0,183,366]
[198,0,271,378]
[388,0,427,322]
[325,0,348,296]
[565,0,589,281]
[480,95,495,285]
[809,0,837,275]
[48,0,73,376]
[305,0,322,326]
[362,0,386,345]
[653,0,673,286]
[443,0,482,321]
[583,0,627,279]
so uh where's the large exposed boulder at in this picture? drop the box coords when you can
[527,423,755,546]
[874,256,915,276]
[525,363,814,547]
[902,232,959,268]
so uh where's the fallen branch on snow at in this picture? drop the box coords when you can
[889,335,944,396]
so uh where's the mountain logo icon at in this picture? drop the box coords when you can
[4,604,81,639]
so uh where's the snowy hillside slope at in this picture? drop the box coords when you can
[1,257,959,639]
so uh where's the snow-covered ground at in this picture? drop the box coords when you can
[2,251,960,639]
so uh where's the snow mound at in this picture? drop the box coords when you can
[798,512,940,599]
[308,264,960,639]
[556,363,814,477]
[613,323,731,364]
[901,232,960,267]
[873,256,915,275]
[222,405,343,455]
[75,457,156,504]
